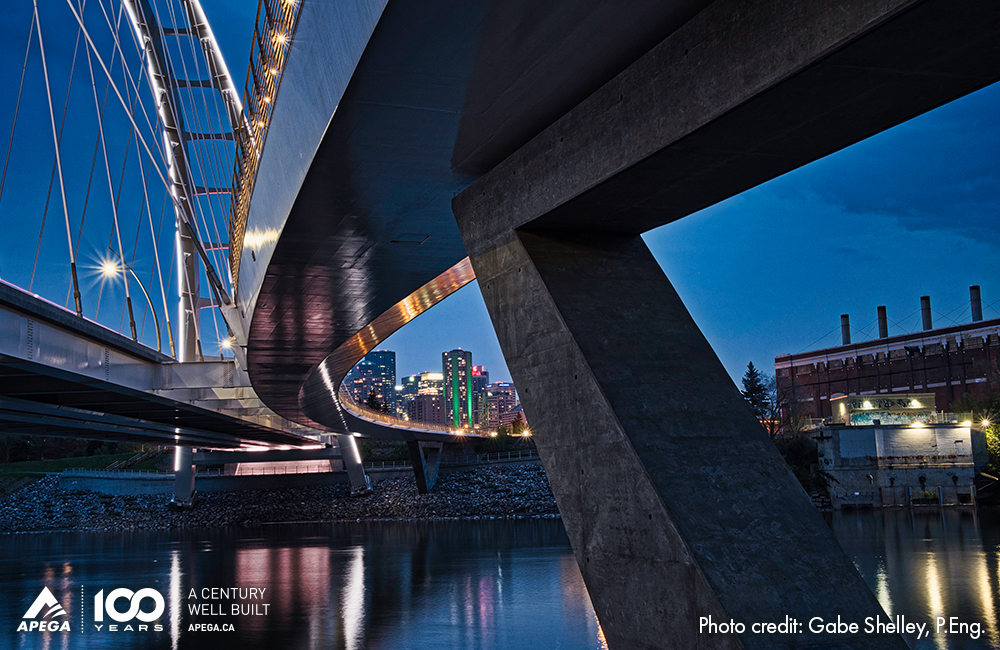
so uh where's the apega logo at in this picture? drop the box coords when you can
[93,588,165,632]
[17,587,71,632]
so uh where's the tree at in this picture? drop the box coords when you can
[952,389,1000,476]
[741,362,770,421]
[510,411,526,435]
[365,389,383,412]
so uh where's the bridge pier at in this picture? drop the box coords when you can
[407,441,443,493]
[454,228,902,649]
[336,434,373,496]
[169,446,197,510]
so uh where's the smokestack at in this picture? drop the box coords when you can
[841,314,851,345]
[877,305,888,339]
[971,285,983,322]
[921,296,933,331]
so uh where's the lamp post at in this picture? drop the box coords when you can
[104,249,169,356]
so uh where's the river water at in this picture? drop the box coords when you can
[0,511,997,649]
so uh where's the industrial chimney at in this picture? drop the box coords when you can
[877,305,888,339]
[921,296,933,331]
[841,314,851,345]
[971,285,983,322]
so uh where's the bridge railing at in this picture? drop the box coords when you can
[229,0,303,291]
[338,386,474,437]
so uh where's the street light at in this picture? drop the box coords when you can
[103,249,168,355]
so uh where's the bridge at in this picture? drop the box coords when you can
[3,0,999,648]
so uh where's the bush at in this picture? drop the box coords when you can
[773,434,819,492]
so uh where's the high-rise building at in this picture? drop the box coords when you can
[442,349,473,428]
[483,381,517,430]
[345,350,396,412]
[398,372,444,419]
[407,394,446,426]
[471,365,489,426]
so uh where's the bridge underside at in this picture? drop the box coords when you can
[0,283,315,448]
[244,0,1000,647]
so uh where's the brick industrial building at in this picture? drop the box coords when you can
[775,287,1000,423]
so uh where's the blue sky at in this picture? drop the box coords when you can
[2,2,998,387]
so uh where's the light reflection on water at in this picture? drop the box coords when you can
[0,519,604,649]
[829,508,1000,650]
[2,511,998,649]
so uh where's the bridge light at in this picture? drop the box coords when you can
[275,33,286,45]
[522,428,531,437]
[101,260,119,277]
[983,419,991,428]
[220,338,233,350]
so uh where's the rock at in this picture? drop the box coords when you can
[0,463,559,532]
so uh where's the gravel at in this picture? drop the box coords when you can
[0,463,558,532]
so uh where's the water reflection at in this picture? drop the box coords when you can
[0,520,604,649]
[830,508,1000,649]
[4,512,997,649]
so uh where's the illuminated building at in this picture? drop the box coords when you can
[471,365,489,426]
[775,287,1000,424]
[398,371,443,419]
[443,349,473,428]
[345,350,396,411]
[482,382,517,429]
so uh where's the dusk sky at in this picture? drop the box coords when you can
[1,2,998,387]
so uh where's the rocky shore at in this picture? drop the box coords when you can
[0,463,558,533]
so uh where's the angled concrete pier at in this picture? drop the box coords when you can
[455,230,902,649]
[408,441,443,493]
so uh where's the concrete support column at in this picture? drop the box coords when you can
[408,441,443,493]
[336,434,372,496]
[170,446,197,509]
[459,228,902,649]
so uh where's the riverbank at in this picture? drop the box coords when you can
[0,463,557,532]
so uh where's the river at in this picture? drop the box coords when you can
[0,510,997,649]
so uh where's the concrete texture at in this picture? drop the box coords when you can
[454,0,1000,242]
[408,441,443,493]
[449,1,1000,646]
[456,230,904,649]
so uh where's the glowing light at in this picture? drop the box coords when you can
[962,421,973,426]
[263,96,271,104]
[489,432,497,438]
[275,33,286,44]
[522,428,532,437]
[983,419,991,427]
[220,338,232,349]
[911,422,925,428]
[862,401,872,409]
[101,260,119,277]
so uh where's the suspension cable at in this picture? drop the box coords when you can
[0,13,36,214]
[35,0,83,316]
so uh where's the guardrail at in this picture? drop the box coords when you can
[362,449,539,471]
[338,386,473,436]
[229,0,303,290]
[443,449,539,466]
[62,468,172,478]
[234,464,331,476]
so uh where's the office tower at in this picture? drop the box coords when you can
[483,382,517,429]
[471,365,489,426]
[443,349,473,428]
[346,350,396,412]
[407,394,446,426]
